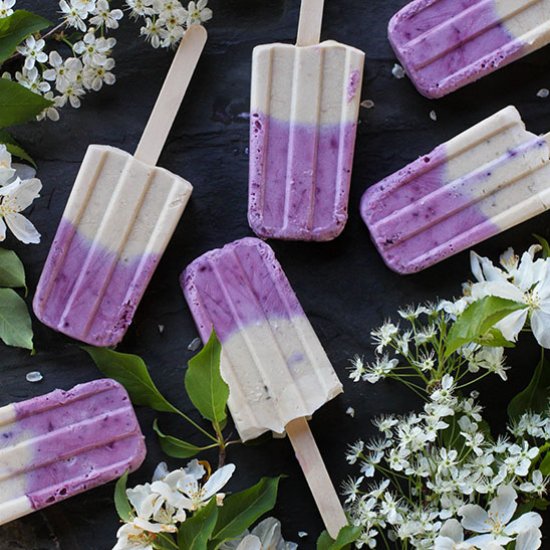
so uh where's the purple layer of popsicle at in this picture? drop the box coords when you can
[248,113,358,241]
[182,237,305,343]
[389,0,525,98]
[5,379,146,511]
[33,219,160,347]
[360,145,498,274]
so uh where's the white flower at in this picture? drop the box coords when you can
[0,145,15,185]
[182,0,212,25]
[17,35,48,70]
[219,517,297,550]
[346,440,364,465]
[0,177,41,243]
[127,0,155,17]
[348,355,365,382]
[505,442,538,476]
[57,78,85,108]
[15,66,50,95]
[83,57,115,91]
[431,375,456,405]
[515,527,542,550]
[474,347,508,381]
[363,355,398,383]
[90,0,123,28]
[37,91,62,122]
[398,304,429,320]
[43,51,81,90]
[140,17,162,48]
[434,519,476,550]
[371,322,398,352]
[112,522,155,550]
[459,485,542,547]
[0,0,15,18]
[469,249,550,347]
[519,470,547,497]
[342,476,363,504]
[59,0,89,31]
[74,32,116,66]
[72,0,97,14]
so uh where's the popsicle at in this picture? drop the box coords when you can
[32,26,208,346]
[389,0,550,99]
[248,0,365,241]
[182,237,346,538]
[361,106,550,274]
[0,379,145,526]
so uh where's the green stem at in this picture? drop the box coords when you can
[173,409,218,443]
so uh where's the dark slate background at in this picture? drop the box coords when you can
[1,0,550,548]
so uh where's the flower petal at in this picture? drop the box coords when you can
[494,308,528,342]
[438,519,464,542]
[0,177,41,211]
[515,527,542,550]
[236,535,262,550]
[5,212,40,244]
[488,485,517,525]
[459,504,490,533]
[531,310,550,348]
[202,463,236,501]
[505,512,542,535]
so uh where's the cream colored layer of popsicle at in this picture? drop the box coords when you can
[221,318,342,442]
[251,41,364,125]
[0,405,33,524]
[444,106,550,226]
[64,145,193,257]
[497,0,550,51]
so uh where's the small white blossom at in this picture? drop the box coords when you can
[90,0,123,28]
[0,0,15,18]
[17,35,48,70]
[0,177,41,243]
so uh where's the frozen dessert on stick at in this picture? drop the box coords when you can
[389,0,550,98]
[0,379,145,526]
[182,237,346,537]
[33,26,208,346]
[361,106,550,274]
[249,0,365,241]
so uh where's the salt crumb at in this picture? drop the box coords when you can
[360,99,375,109]
[346,406,355,418]
[429,110,438,121]
[537,88,549,99]
[158,324,165,334]
[298,531,308,538]
[26,371,43,383]
[188,337,201,352]
[392,63,405,79]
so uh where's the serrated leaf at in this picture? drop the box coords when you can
[316,525,361,550]
[0,287,32,349]
[153,419,202,459]
[83,347,180,414]
[178,497,218,550]
[209,477,280,547]
[0,10,51,64]
[0,247,25,288]
[508,356,550,421]
[0,79,53,129]
[185,330,229,426]
[445,296,526,357]
[114,471,133,522]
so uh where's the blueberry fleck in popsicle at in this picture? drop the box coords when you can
[389,0,550,98]
[361,106,550,274]
[33,26,208,346]
[182,237,346,537]
[0,379,146,526]
[249,0,365,241]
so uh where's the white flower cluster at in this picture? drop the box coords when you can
[0,144,41,244]
[114,460,235,550]
[467,246,550,348]
[344,382,547,548]
[128,0,212,49]
[1,0,212,120]
[219,517,298,550]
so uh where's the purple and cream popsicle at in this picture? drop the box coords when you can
[182,237,346,537]
[0,379,146,526]
[33,26,208,346]
[248,0,365,241]
[389,0,550,98]
[361,106,550,274]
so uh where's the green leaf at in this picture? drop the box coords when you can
[445,296,526,357]
[153,419,202,459]
[178,498,219,550]
[508,356,550,421]
[0,10,51,64]
[0,129,36,167]
[0,79,53,129]
[535,235,550,259]
[209,477,280,547]
[114,471,133,522]
[540,452,550,476]
[83,347,180,414]
[316,525,362,550]
[0,247,25,289]
[473,327,515,348]
[0,287,32,349]
[185,330,229,426]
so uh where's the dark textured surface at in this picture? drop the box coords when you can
[1,0,550,548]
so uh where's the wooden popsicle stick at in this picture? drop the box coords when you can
[296,0,325,47]
[134,25,208,166]
[286,417,347,539]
